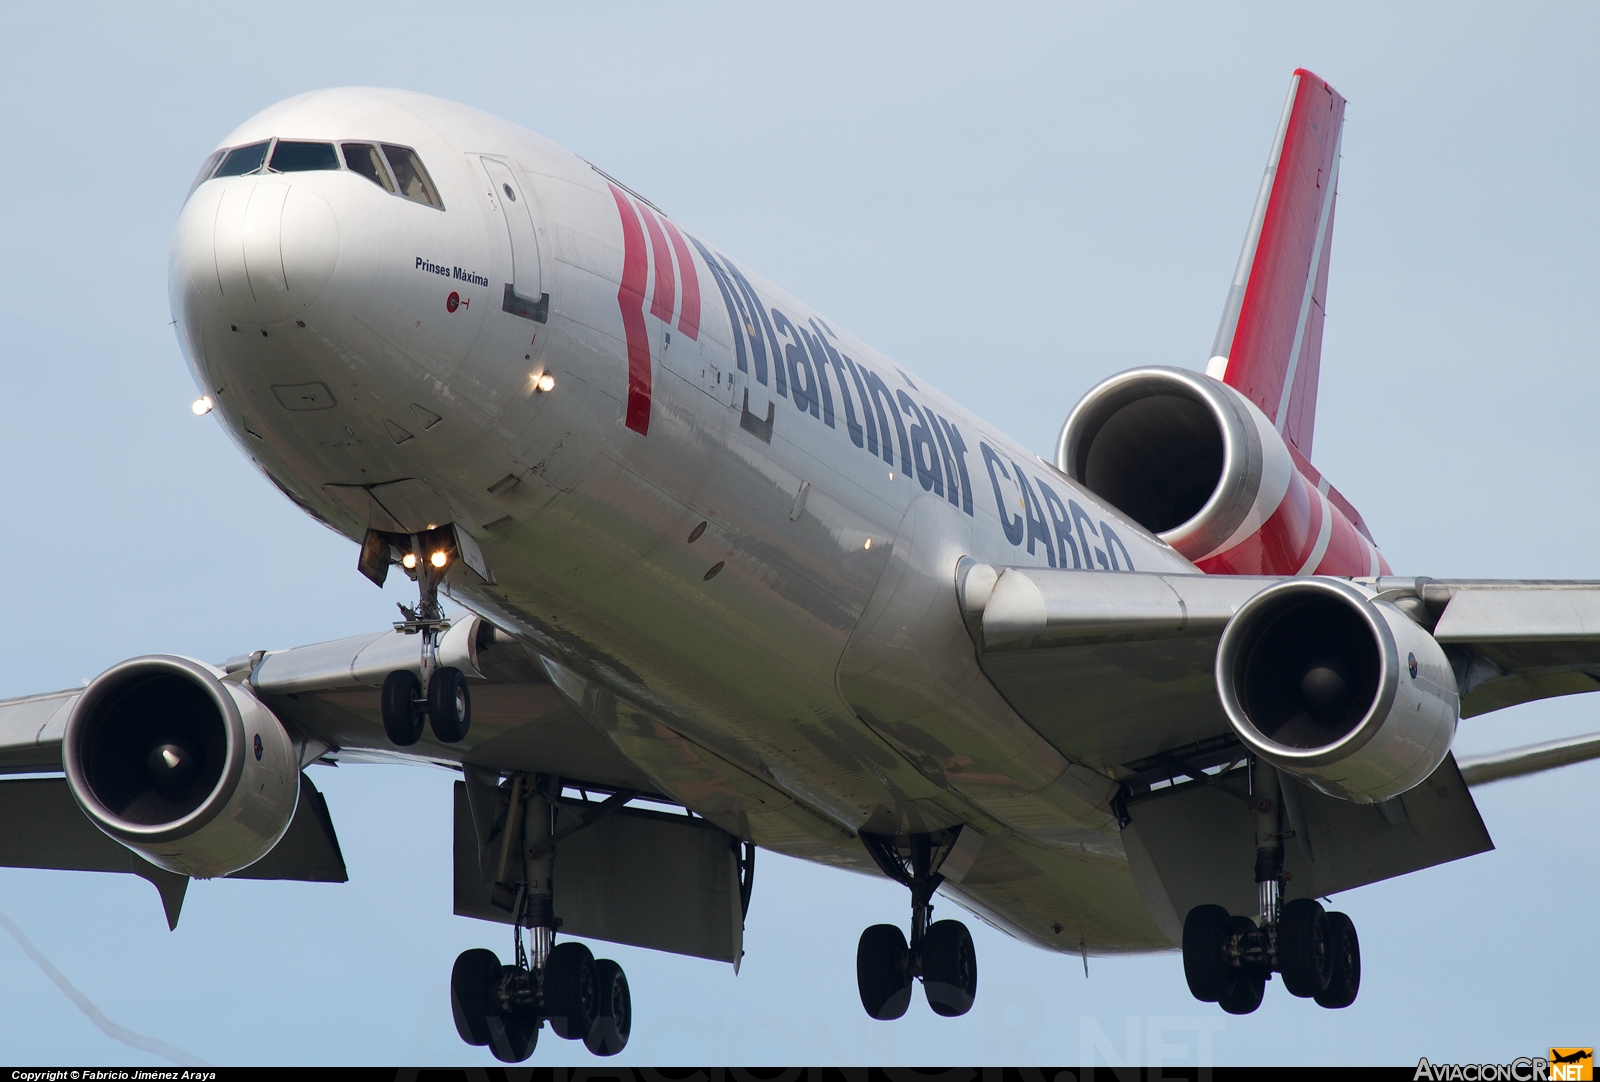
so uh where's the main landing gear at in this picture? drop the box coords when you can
[450,935,632,1061]
[451,774,633,1062]
[380,527,471,747]
[855,831,978,1020]
[1180,761,1361,1014]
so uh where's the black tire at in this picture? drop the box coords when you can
[382,670,424,746]
[1181,905,1233,1002]
[449,948,500,1047]
[1278,897,1332,998]
[856,924,912,1021]
[1315,911,1361,1008]
[922,919,977,1018]
[1218,961,1266,1015]
[543,941,599,1040]
[584,959,631,1056]
[428,666,472,743]
[486,965,538,1063]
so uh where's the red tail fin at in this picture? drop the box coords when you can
[1206,69,1344,460]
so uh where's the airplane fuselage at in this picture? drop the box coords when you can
[171,88,1201,954]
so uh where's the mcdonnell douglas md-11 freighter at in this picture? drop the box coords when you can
[3,70,1598,1061]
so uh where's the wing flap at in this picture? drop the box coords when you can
[0,776,188,927]
[1123,754,1490,941]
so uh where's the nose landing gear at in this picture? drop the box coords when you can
[377,528,472,746]
[1180,760,1362,1014]
[855,831,978,1020]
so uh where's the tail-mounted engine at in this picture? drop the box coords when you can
[1055,367,1384,577]
[1215,578,1458,803]
[63,655,299,878]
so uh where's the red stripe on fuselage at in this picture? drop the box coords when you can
[637,203,677,324]
[1313,511,1368,576]
[1196,472,1317,575]
[1196,464,1382,578]
[660,216,700,340]
[1287,440,1379,545]
[609,184,652,435]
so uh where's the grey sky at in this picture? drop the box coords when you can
[0,1,1594,1065]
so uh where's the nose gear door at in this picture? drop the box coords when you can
[479,157,547,321]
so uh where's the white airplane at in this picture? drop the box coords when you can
[2,68,1597,1062]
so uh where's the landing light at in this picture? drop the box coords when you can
[191,395,215,416]
[402,553,417,569]
[431,551,448,568]
[536,373,555,393]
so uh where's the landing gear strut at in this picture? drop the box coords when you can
[449,775,633,1062]
[856,831,978,1020]
[1180,759,1361,1013]
[379,527,471,746]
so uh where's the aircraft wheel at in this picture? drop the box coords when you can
[856,924,912,1020]
[1315,912,1361,1008]
[1181,905,1233,1002]
[543,941,599,1040]
[1277,898,1332,998]
[428,666,472,743]
[381,670,424,746]
[922,919,977,1017]
[485,965,538,1063]
[1218,960,1266,1015]
[449,948,501,1047]
[584,959,631,1056]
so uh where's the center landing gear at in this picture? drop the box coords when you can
[1180,760,1362,1014]
[379,528,471,747]
[449,774,633,1062]
[855,831,978,1020]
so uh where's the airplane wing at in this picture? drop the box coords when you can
[0,614,662,929]
[1421,579,1600,716]
[960,564,1600,936]
[963,566,1600,773]
[0,615,658,788]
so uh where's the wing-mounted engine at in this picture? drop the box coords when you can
[1215,577,1458,802]
[1055,366,1385,577]
[63,655,299,878]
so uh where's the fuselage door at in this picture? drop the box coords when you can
[479,156,545,318]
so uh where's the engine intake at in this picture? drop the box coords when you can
[1215,578,1458,803]
[1057,367,1276,560]
[1055,366,1382,577]
[63,655,298,878]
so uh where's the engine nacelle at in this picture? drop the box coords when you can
[1215,578,1458,803]
[63,655,299,878]
[1055,366,1382,577]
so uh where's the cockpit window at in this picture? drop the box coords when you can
[188,149,226,196]
[216,141,272,177]
[193,137,445,211]
[214,141,271,177]
[270,140,339,172]
[382,145,444,210]
[341,143,395,192]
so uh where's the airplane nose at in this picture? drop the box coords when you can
[172,179,339,326]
